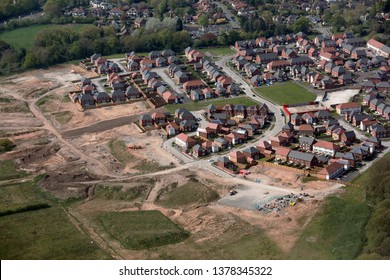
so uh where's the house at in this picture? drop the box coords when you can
[202,140,219,153]
[229,150,247,164]
[369,98,383,111]
[111,90,126,103]
[302,112,316,124]
[214,137,228,149]
[291,114,303,126]
[338,73,353,85]
[78,93,95,107]
[174,71,189,83]
[257,140,272,153]
[256,52,278,65]
[267,60,290,71]
[183,80,206,91]
[298,124,315,137]
[175,108,195,120]
[175,133,197,149]
[109,7,122,17]
[225,132,243,146]
[315,110,331,122]
[270,135,289,147]
[341,131,356,145]
[163,91,177,104]
[369,123,389,138]
[180,119,197,132]
[313,141,340,157]
[332,127,346,141]
[192,144,206,158]
[367,38,390,58]
[166,122,180,136]
[317,162,344,180]
[336,102,361,115]
[94,91,111,104]
[125,86,141,99]
[217,156,236,171]
[151,111,167,125]
[288,150,318,168]
[299,137,316,151]
[233,104,246,118]
[275,147,291,162]
[242,146,261,161]
[197,126,217,139]
[139,114,154,127]
[134,17,147,28]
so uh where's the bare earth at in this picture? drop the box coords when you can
[0,64,344,259]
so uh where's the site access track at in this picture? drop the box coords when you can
[1,86,120,178]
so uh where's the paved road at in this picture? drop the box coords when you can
[215,55,285,139]
[213,1,239,29]
[62,114,139,138]
[152,67,191,103]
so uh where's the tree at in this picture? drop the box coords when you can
[198,14,209,28]
[0,138,14,152]
[176,17,183,31]
[293,16,310,34]
[43,0,62,19]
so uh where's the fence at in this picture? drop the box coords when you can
[256,160,309,175]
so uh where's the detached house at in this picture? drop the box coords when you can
[175,133,197,149]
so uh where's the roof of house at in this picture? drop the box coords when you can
[288,150,316,162]
[314,140,339,150]
[336,102,360,109]
[299,137,316,146]
[299,124,314,131]
[275,147,291,157]
[318,162,344,175]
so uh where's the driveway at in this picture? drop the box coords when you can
[153,67,191,103]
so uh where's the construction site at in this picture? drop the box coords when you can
[0,63,346,260]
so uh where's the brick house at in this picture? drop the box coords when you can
[313,140,340,157]
[175,133,197,149]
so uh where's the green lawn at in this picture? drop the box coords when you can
[99,211,189,250]
[0,24,90,51]
[157,179,219,208]
[255,82,315,105]
[165,96,258,113]
[199,47,235,56]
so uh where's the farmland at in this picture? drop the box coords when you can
[0,24,90,51]
[255,82,315,105]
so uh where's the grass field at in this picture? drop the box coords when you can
[94,184,150,201]
[0,178,110,259]
[289,187,371,259]
[0,181,48,213]
[199,47,235,56]
[157,179,219,208]
[99,211,189,250]
[0,24,90,51]
[0,160,27,181]
[255,82,315,105]
[165,96,258,113]
[0,206,110,259]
